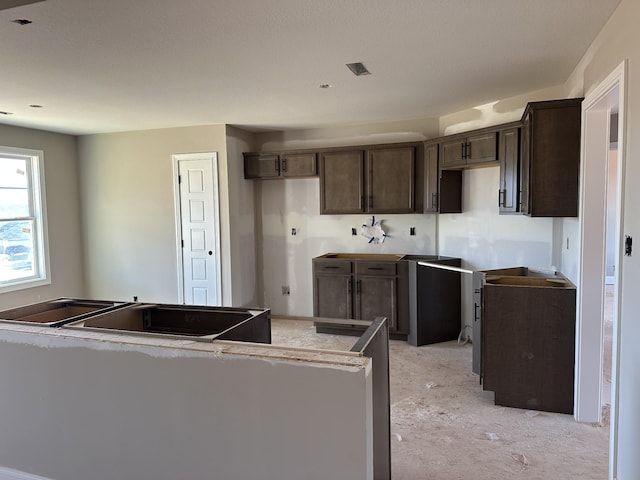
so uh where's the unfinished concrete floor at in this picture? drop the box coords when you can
[271,319,609,480]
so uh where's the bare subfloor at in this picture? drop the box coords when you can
[271,319,609,480]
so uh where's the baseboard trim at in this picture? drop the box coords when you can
[0,467,53,480]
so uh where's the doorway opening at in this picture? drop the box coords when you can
[172,153,222,306]
[576,61,626,480]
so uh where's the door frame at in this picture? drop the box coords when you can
[172,152,222,305]
[575,60,626,478]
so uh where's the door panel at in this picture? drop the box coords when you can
[314,274,352,319]
[319,151,364,214]
[178,156,220,306]
[368,147,414,213]
[356,276,397,330]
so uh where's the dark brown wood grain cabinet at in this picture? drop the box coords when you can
[243,152,317,179]
[424,142,439,213]
[280,152,317,177]
[519,98,583,217]
[498,127,520,214]
[319,144,420,215]
[313,259,353,319]
[481,273,576,414]
[319,150,365,214]
[243,153,281,179]
[440,131,498,168]
[313,256,408,339]
[367,147,415,213]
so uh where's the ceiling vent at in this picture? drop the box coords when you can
[346,62,371,76]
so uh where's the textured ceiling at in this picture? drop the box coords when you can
[0,0,621,135]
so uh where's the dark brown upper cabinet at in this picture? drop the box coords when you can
[424,142,439,213]
[243,153,281,179]
[319,144,420,215]
[440,131,498,168]
[280,152,317,177]
[243,152,317,179]
[319,150,365,214]
[424,141,461,214]
[520,98,583,217]
[367,146,415,213]
[498,127,520,214]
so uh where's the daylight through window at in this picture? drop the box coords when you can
[0,147,49,291]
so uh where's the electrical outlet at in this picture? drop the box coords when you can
[291,228,297,236]
[133,295,138,302]
[410,227,416,236]
[351,227,357,236]
[282,286,290,295]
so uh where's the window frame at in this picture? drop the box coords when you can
[0,146,51,293]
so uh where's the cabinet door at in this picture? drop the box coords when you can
[355,275,397,331]
[424,143,439,213]
[281,152,317,177]
[466,132,498,165]
[367,147,415,213]
[526,100,582,217]
[498,128,520,213]
[520,111,532,215]
[439,169,463,214]
[319,151,364,214]
[243,154,280,179]
[440,138,465,168]
[313,273,353,319]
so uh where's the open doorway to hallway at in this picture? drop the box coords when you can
[602,110,619,422]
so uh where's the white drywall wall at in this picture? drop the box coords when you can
[0,326,373,480]
[0,125,85,308]
[77,125,255,307]
[563,0,639,476]
[259,178,437,316]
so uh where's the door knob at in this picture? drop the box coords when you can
[208,251,213,256]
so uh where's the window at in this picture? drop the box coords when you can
[0,147,49,292]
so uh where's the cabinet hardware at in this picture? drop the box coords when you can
[356,280,361,293]
[367,267,384,270]
[431,193,437,209]
[324,266,340,269]
[348,279,352,294]
[498,189,506,207]
[281,158,287,172]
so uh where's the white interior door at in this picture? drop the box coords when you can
[174,153,221,306]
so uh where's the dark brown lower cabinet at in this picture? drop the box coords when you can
[481,273,576,414]
[313,256,408,339]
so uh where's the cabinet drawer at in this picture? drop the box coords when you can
[313,260,352,274]
[355,262,397,276]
